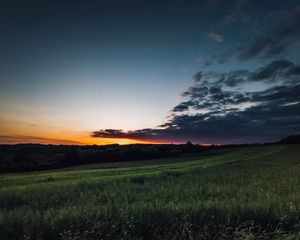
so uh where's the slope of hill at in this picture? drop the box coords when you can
[279,134,300,144]
[0,144,299,239]
[0,143,206,173]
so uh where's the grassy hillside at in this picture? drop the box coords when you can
[0,145,300,239]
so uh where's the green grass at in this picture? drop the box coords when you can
[0,145,300,239]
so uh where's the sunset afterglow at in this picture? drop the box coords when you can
[0,0,299,145]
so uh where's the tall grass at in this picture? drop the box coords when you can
[0,145,299,239]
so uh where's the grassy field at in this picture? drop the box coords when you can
[0,144,300,239]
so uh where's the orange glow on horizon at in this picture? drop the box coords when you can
[0,118,192,146]
[64,136,171,145]
[0,119,211,146]
[0,117,173,145]
[0,134,171,146]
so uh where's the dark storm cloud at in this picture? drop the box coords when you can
[187,86,209,100]
[92,128,160,140]
[238,36,278,61]
[172,101,193,112]
[92,59,300,144]
[223,70,251,87]
[287,65,300,76]
[249,84,300,103]
[251,60,294,81]
[172,60,298,112]
[168,60,300,143]
[92,101,300,144]
[170,101,300,136]
[91,129,127,138]
[92,100,300,144]
[215,3,300,64]
[172,60,296,113]
[238,4,300,61]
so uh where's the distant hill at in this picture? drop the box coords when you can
[279,134,300,144]
[0,143,206,173]
[2,137,298,173]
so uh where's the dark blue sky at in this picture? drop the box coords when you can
[0,0,300,144]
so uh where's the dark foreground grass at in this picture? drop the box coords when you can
[0,145,300,239]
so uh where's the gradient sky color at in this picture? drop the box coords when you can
[0,0,300,144]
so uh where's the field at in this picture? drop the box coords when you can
[0,144,300,239]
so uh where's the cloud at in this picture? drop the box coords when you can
[237,5,300,61]
[92,101,300,144]
[91,128,162,142]
[215,4,300,64]
[287,65,300,76]
[192,72,203,82]
[172,60,298,111]
[91,129,126,138]
[238,36,276,61]
[223,70,251,87]
[92,59,300,144]
[208,31,223,43]
[251,60,294,81]
[91,3,300,144]
[172,101,193,112]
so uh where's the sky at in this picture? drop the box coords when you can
[0,0,300,145]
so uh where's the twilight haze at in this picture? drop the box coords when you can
[0,0,300,145]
